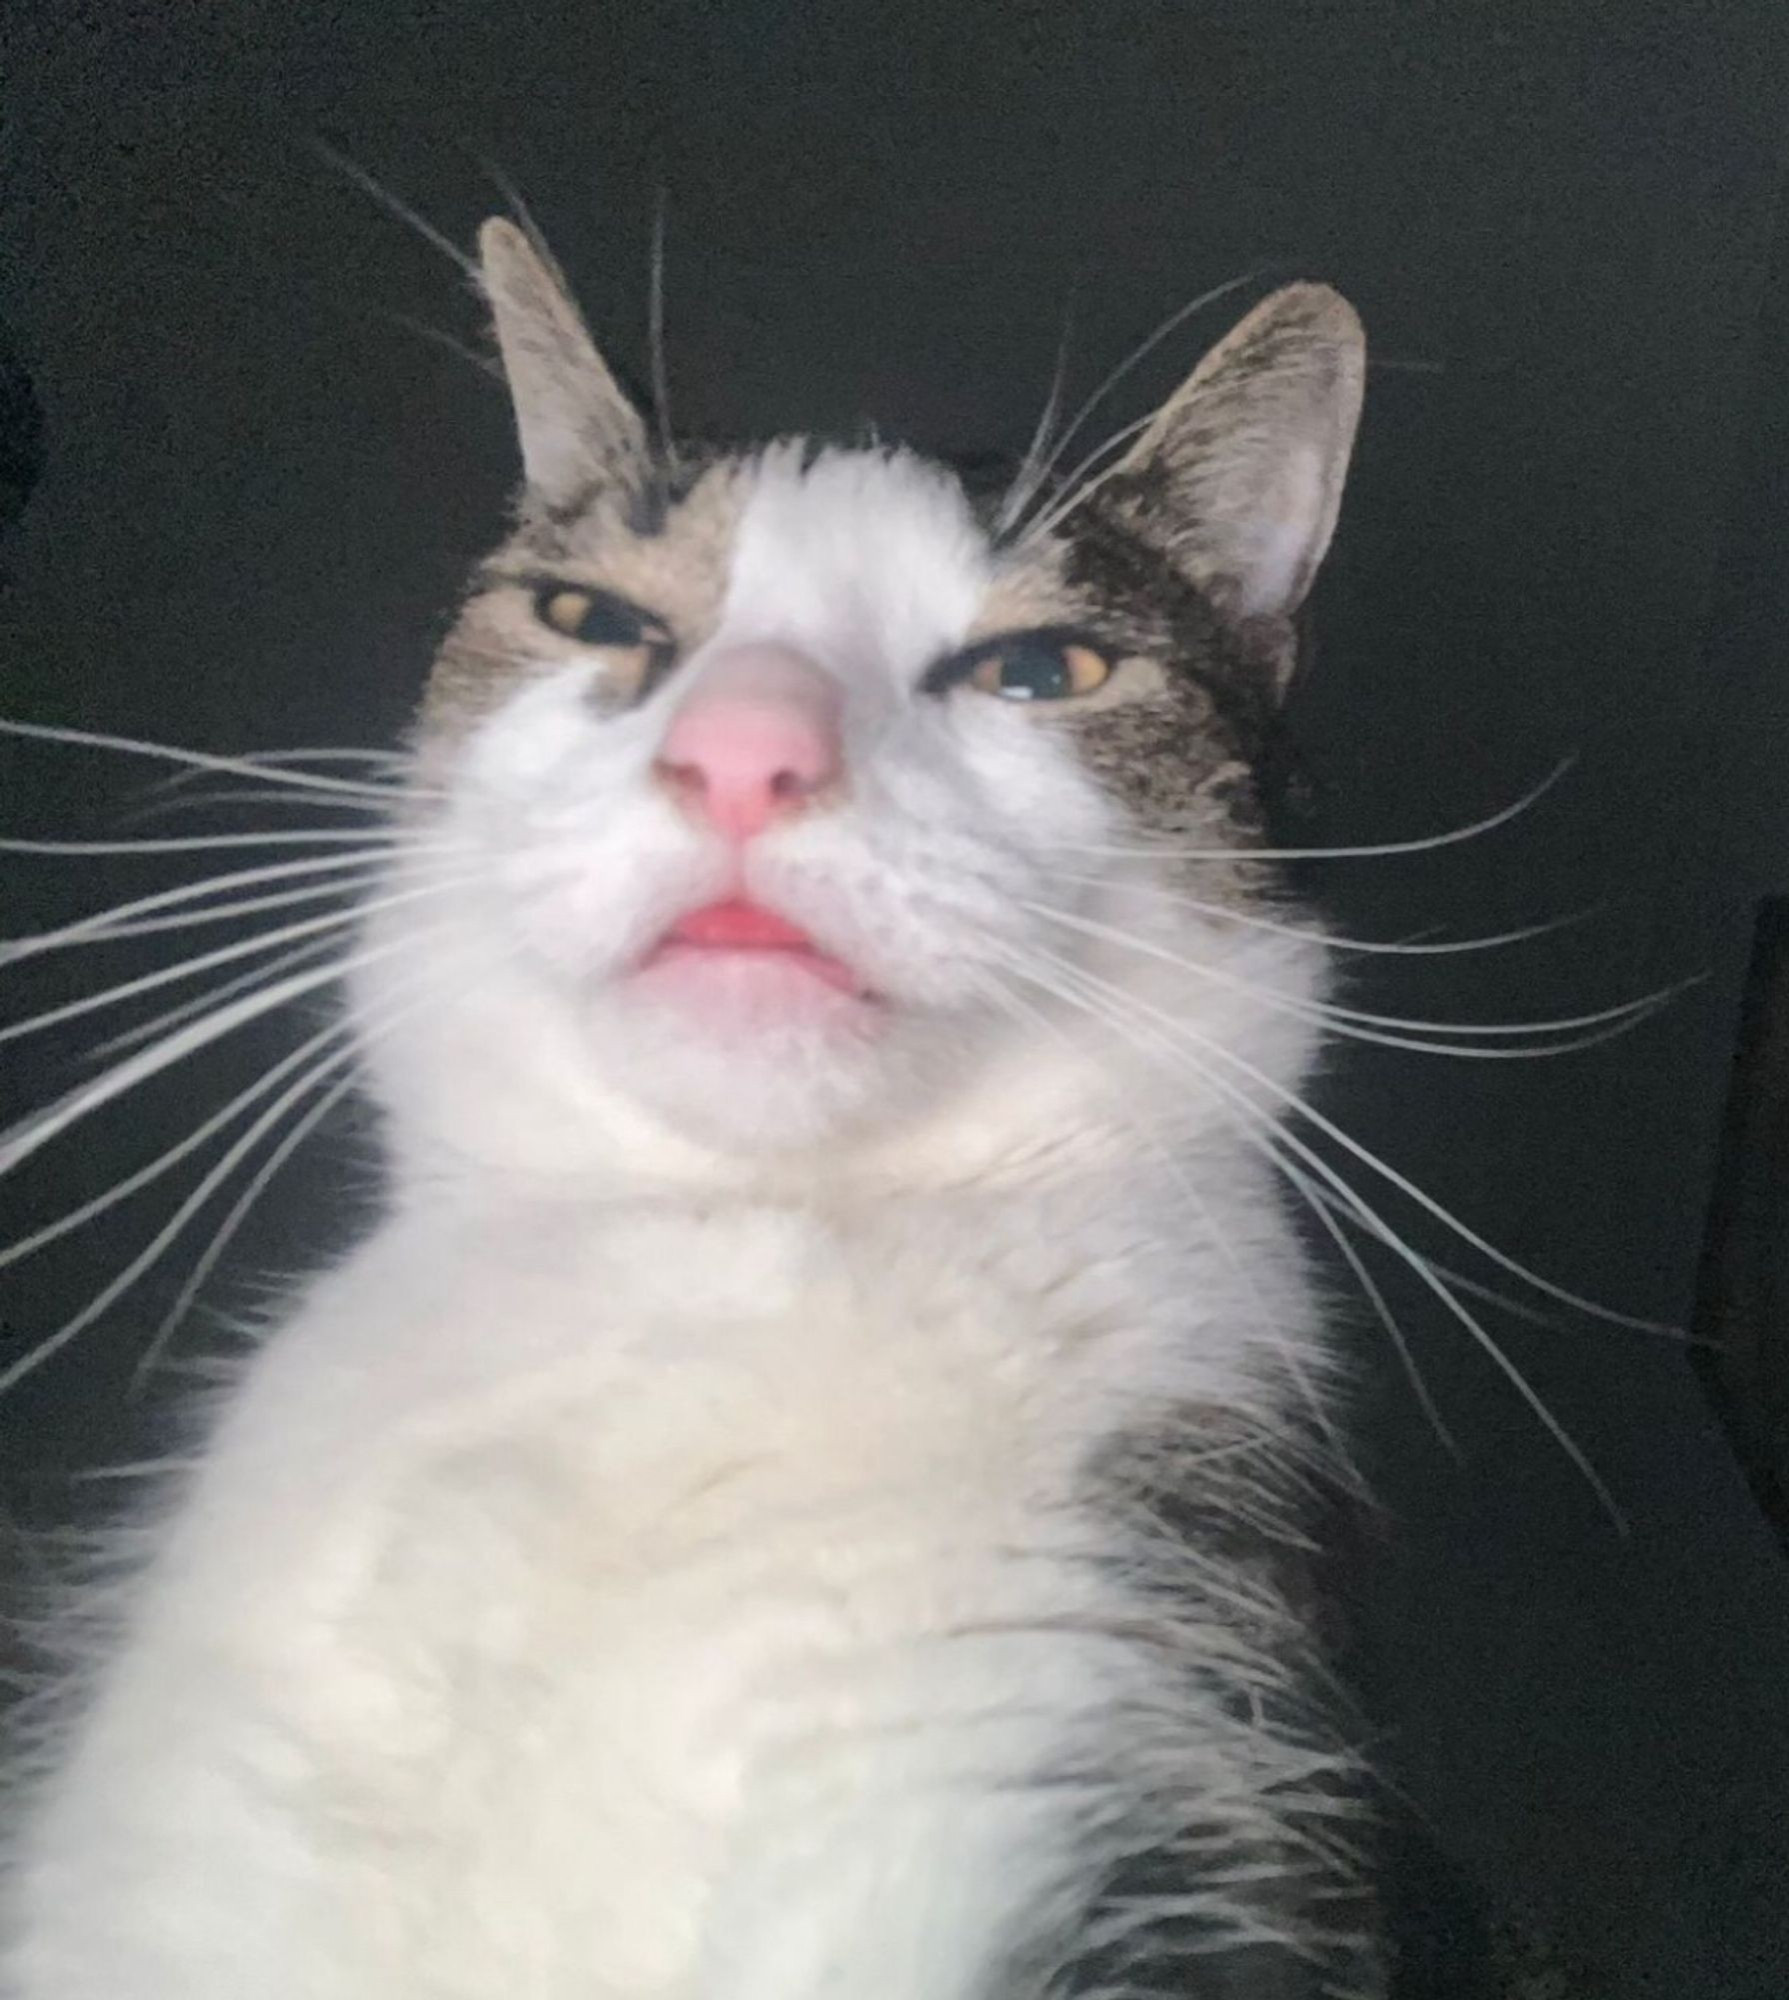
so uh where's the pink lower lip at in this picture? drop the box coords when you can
[643,898,864,994]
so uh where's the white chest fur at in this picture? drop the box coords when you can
[7,1172,1316,2000]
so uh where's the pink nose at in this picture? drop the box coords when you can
[653,645,844,842]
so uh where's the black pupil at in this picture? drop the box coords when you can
[548,588,645,647]
[579,602,639,645]
[997,643,1071,700]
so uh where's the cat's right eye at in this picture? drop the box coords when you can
[531,582,676,702]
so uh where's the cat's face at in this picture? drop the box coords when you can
[354,225,1363,1175]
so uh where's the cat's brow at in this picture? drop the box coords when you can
[471,561,565,593]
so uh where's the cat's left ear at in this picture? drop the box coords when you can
[1111,283,1365,624]
[478,218,648,508]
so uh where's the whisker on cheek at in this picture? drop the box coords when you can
[1033,758,1575,864]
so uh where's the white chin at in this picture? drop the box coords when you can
[601,953,892,1151]
[626,946,883,1043]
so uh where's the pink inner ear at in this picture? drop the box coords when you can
[653,645,845,842]
[1235,444,1327,619]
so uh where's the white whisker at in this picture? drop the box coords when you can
[1048,872,1601,959]
[1016,935,1673,1334]
[0,716,423,802]
[2,829,420,857]
[0,877,453,1048]
[1,850,411,964]
[970,959,1353,1464]
[156,747,422,785]
[1016,412,1159,544]
[1007,271,1266,538]
[68,1458,206,1484]
[995,310,1076,535]
[130,945,488,1390]
[14,869,390,954]
[88,937,349,1059]
[0,939,467,1396]
[475,153,560,279]
[121,788,410,823]
[1043,759,1576,863]
[0,1008,361,1272]
[993,939,1626,1524]
[1304,1182,1581,1336]
[1267,1140,1460,1458]
[1195,1036,1674,1339]
[0,942,408,1183]
[377,308,506,384]
[1261,1112,1627,1529]
[648,190,680,473]
[1,910,363,1047]
[311,141,478,280]
[184,747,413,770]
[0,1041,365,1395]
[1004,958,1360,1471]
[132,1067,366,1393]
[1026,899,1686,1055]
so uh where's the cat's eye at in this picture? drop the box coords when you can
[532,583,676,701]
[963,637,1115,702]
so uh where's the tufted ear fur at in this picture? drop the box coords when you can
[477,218,648,508]
[1111,284,1365,625]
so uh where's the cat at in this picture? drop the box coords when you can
[0,218,1382,1997]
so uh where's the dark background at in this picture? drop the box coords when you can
[5,4,1789,1992]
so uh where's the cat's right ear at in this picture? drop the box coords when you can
[477,218,647,509]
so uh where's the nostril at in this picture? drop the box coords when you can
[769,766,817,802]
[653,757,708,801]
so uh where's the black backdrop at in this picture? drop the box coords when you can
[5,4,1789,1992]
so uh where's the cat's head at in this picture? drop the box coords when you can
[355,221,1363,1184]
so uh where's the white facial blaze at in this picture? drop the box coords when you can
[349,442,1324,1179]
[708,444,993,702]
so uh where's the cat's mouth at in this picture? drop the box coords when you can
[632,897,873,1011]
